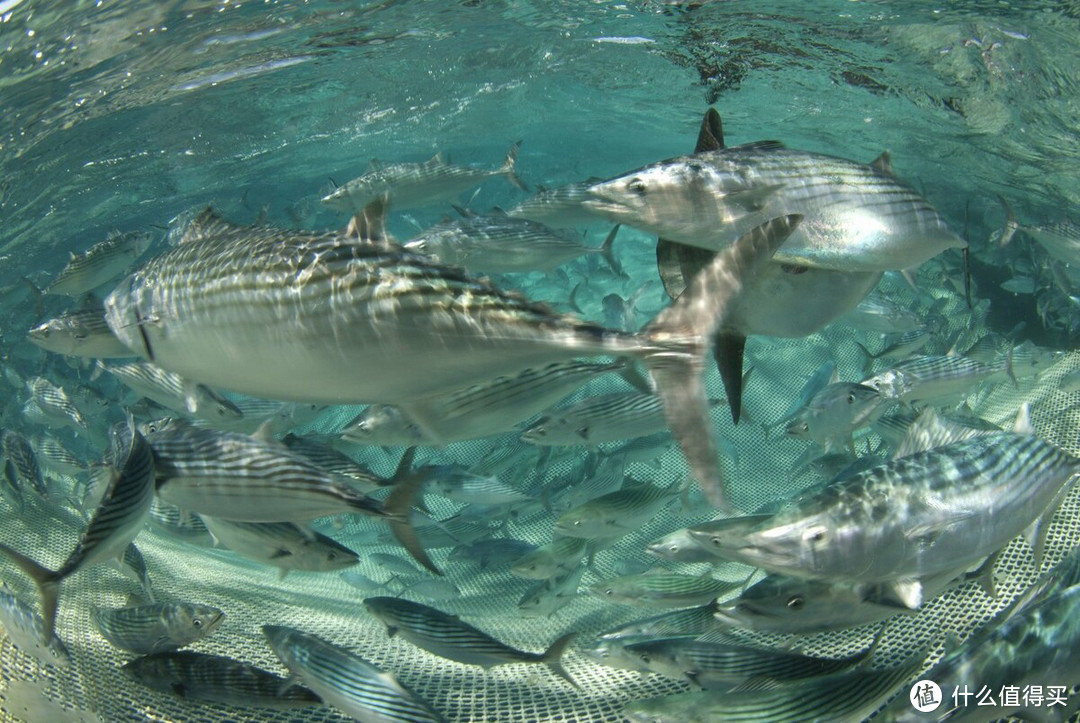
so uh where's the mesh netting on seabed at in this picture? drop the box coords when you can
[1,279,1079,722]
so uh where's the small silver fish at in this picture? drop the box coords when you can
[590,573,742,609]
[100,360,243,421]
[510,536,588,579]
[27,305,133,358]
[47,230,153,296]
[505,179,600,227]
[322,143,526,212]
[517,565,586,618]
[0,588,70,667]
[555,477,682,539]
[200,516,359,578]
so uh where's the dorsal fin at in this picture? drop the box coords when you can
[177,207,245,245]
[870,151,893,174]
[451,204,475,219]
[425,152,445,166]
[696,108,725,152]
[1012,403,1033,435]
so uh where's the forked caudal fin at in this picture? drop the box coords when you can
[642,215,803,512]
[541,632,579,689]
[383,447,443,576]
[0,543,63,641]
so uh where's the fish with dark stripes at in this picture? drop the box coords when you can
[103,196,800,510]
[363,596,578,688]
[46,230,153,296]
[0,420,155,639]
[27,304,133,358]
[695,430,1080,609]
[144,419,437,574]
[91,602,224,654]
[123,651,322,708]
[263,625,445,722]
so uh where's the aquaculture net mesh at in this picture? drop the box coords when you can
[1,271,1079,723]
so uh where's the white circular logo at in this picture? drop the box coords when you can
[910,679,943,713]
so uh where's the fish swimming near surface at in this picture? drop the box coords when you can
[321,142,526,212]
[46,230,153,297]
[103,196,801,510]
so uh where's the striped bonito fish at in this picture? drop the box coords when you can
[863,354,1010,405]
[144,419,437,574]
[91,602,224,654]
[123,651,322,708]
[510,535,588,580]
[200,516,359,577]
[322,142,526,212]
[623,654,923,723]
[99,360,242,421]
[699,432,1080,609]
[282,434,386,492]
[585,140,963,273]
[522,391,718,446]
[2,430,45,499]
[25,376,89,435]
[0,420,155,639]
[47,230,153,296]
[104,199,801,510]
[555,477,683,539]
[404,208,619,274]
[263,625,445,722]
[345,359,641,446]
[363,596,578,687]
[27,305,133,358]
[590,573,743,609]
[623,634,874,690]
[506,179,601,228]
[31,434,86,478]
[598,602,723,641]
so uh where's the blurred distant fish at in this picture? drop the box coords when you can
[785,382,885,454]
[1059,367,1080,393]
[2,430,46,499]
[863,355,1009,405]
[123,651,322,709]
[555,477,683,539]
[27,305,132,358]
[523,392,713,446]
[505,179,600,227]
[597,602,723,641]
[340,404,424,447]
[1018,218,1080,266]
[264,625,445,722]
[511,536,589,579]
[322,143,526,212]
[404,208,619,273]
[91,602,224,654]
[25,376,90,436]
[46,230,153,296]
[590,573,743,608]
[517,564,586,618]
[838,293,925,333]
[448,538,536,570]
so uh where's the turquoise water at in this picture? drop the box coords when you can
[3,1,1080,721]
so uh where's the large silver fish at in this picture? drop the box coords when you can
[0,420,155,639]
[263,625,445,722]
[104,200,801,510]
[585,127,963,272]
[643,110,886,421]
[322,143,526,212]
[695,432,1079,609]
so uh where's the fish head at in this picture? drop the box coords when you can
[298,536,360,571]
[715,574,859,631]
[584,641,653,672]
[584,159,745,245]
[510,550,556,579]
[726,511,860,579]
[552,505,608,538]
[785,415,813,440]
[171,604,225,642]
[646,528,713,562]
[861,370,904,401]
[26,318,79,354]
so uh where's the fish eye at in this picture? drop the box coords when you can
[192,618,202,628]
[639,654,651,664]
[627,178,647,196]
[804,526,828,545]
[572,520,582,527]
[786,595,805,610]
[603,589,613,596]
[847,392,856,403]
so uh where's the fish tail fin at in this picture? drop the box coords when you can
[501,141,528,192]
[598,225,625,277]
[384,448,442,576]
[853,340,876,377]
[541,632,580,689]
[0,543,62,640]
[641,215,802,511]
